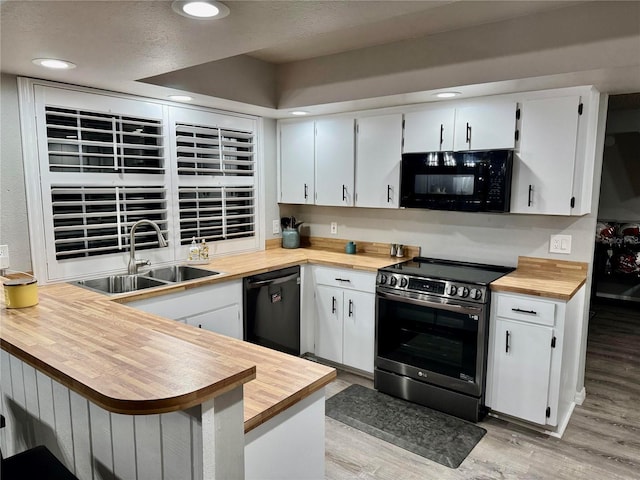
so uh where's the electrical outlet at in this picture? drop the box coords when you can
[330,222,338,235]
[272,219,280,235]
[0,244,9,269]
[549,234,572,254]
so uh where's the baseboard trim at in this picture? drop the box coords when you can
[574,387,586,405]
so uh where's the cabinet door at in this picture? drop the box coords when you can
[511,96,581,215]
[187,304,242,339]
[403,108,455,153]
[491,318,553,425]
[315,117,355,206]
[280,121,315,204]
[355,114,402,208]
[342,290,375,373]
[453,102,517,151]
[315,285,343,364]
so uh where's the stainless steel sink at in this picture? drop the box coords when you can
[143,265,220,283]
[74,275,168,295]
[72,265,222,295]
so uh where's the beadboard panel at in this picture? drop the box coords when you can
[1,352,202,480]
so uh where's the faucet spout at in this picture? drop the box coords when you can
[128,219,168,274]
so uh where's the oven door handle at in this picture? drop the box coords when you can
[377,290,483,317]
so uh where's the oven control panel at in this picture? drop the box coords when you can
[377,272,488,303]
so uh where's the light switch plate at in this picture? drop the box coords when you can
[272,219,280,235]
[330,222,338,235]
[549,234,572,254]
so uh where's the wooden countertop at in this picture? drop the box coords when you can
[111,246,401,304]
[490,256,588,301]
[0,245,398,430]
[0,283,257,415]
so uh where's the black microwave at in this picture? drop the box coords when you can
[400,150,513,212]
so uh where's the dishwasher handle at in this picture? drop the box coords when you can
[246,272,299,289]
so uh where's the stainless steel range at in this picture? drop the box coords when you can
[375,257,514,422]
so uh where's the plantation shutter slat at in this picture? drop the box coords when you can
[178,186,254,244]
[50,185,168,259]
[45,106,164,174]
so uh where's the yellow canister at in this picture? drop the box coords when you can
[3,278,39,309]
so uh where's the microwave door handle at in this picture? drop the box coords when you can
[377,290,483,317]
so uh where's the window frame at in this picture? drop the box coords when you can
[18,78,264,284]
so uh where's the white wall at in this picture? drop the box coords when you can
[280,204,597,267]
[0,73,31,273]
[597,109,640,222]
[261,117,281,242]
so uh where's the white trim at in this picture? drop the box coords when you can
[18,77,48,281]
[574,387,586,405]
[17,77,264,284]
[256,117,266,249]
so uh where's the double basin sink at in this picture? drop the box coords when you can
[73,265,221,295]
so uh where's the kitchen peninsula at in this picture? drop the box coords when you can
[0,277,336,480]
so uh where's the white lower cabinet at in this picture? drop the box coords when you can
[313,266,376,373]
[486,288,585,432]
[126,280,243,340]
[491,317,554,424]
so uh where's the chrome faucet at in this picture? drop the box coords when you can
[128,219,168,274]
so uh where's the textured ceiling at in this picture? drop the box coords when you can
[1,0,639,117]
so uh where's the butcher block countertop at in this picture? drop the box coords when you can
[110,245,404,304]
[0,243,402,431]
[0,283,257,415]
[490,256,588,301]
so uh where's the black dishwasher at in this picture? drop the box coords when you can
[243,265,300,355]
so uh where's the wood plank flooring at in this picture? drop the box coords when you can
[324,300,640,479]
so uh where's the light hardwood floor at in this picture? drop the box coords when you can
[324,300,640,479]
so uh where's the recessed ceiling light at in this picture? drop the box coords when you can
[434,91,461,99]
[172,1,230,19]
[32,58,76,70]
[168,95,193,102]
[290,111,309,116]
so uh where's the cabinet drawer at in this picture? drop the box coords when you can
[496,293,556,326]
[313,266,375,293]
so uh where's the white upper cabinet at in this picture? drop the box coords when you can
[403,108,455,152]
[315,117,355,206]
[280,121,315,204]
[453,101,517,151]
[511,96,582,215]
[355,113,403,208]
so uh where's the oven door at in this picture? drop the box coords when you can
[375,288,487,397]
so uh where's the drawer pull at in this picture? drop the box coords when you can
[512,307,537,315]
[335,278,352,283]
[505,330,510,353]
